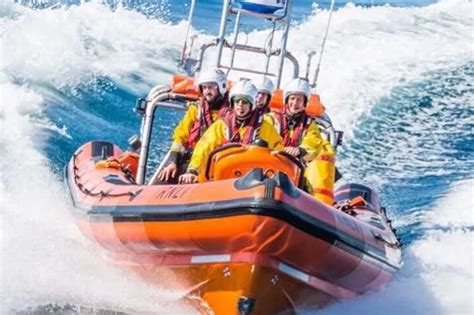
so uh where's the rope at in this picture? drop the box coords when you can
[71,153,140,199]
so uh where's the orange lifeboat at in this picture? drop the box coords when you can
[66,139,401,314]
[65,0,403,310]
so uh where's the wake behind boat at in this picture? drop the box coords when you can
[65,0,402,314]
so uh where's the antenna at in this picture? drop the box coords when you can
[180,0,197,66]
[312,0,336,90]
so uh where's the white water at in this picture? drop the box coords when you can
[234,0,473,133]
[0,80,194,313]
[315,179,474,315]
[0,0,473,313]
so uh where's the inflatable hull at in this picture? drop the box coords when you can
[66,141,401,314]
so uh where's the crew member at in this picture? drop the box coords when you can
[266,78,323,162]
[254,78,275,114]
[179,80,283,184]
[157,68,230,184]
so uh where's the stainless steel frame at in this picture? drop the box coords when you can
[193,39,300,79]
[134,88,339,185]
[180,0,298,88]
[135,0,340,184]
[136,88,197,184]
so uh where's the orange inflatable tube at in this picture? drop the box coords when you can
[66,141,401,315]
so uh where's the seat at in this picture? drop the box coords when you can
[205,144,305,187]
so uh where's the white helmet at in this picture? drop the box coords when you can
[197,68,227,95]
[230,80,258,110]
[255,78,275,95]
[284,78,312,104]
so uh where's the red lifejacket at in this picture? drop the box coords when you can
[275,111,312,147]
[187,95,230,149]
[224,110,262,145]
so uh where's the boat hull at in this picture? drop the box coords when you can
[66,141,401,314]
[117,260,339,314]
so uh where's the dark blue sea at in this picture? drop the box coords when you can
[1,0,473,314]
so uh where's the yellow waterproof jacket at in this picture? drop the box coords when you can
[188,118,284,174]
[170,102,226,154]
[265,112,323,162]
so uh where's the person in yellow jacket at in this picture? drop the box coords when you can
[157,68,230,184]
[179,80,283,184]
[265,78,324,162]
[267,78,338,204]
[254,77,275,114]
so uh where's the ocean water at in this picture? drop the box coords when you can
[1,0,473,314]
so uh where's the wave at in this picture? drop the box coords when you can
[313,179,474,315]
[0,79,194,314]
[339,62,473,185]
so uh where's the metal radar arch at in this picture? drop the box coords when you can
[133,0,339,185]
[180,0,299,89]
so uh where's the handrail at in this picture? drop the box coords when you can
[304,51,316,80]
[148,149,172,185]
[180,0,296,88]
[219,65,276,77]
[227,10,242,75]
[147,85,172,101]
[276,0,293,88]
[215,0,232,67]
[313,115,337,148]
[195,39,299,80]
[263,23,276,77]
[136,88,340,184]
[136,90,198,184]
